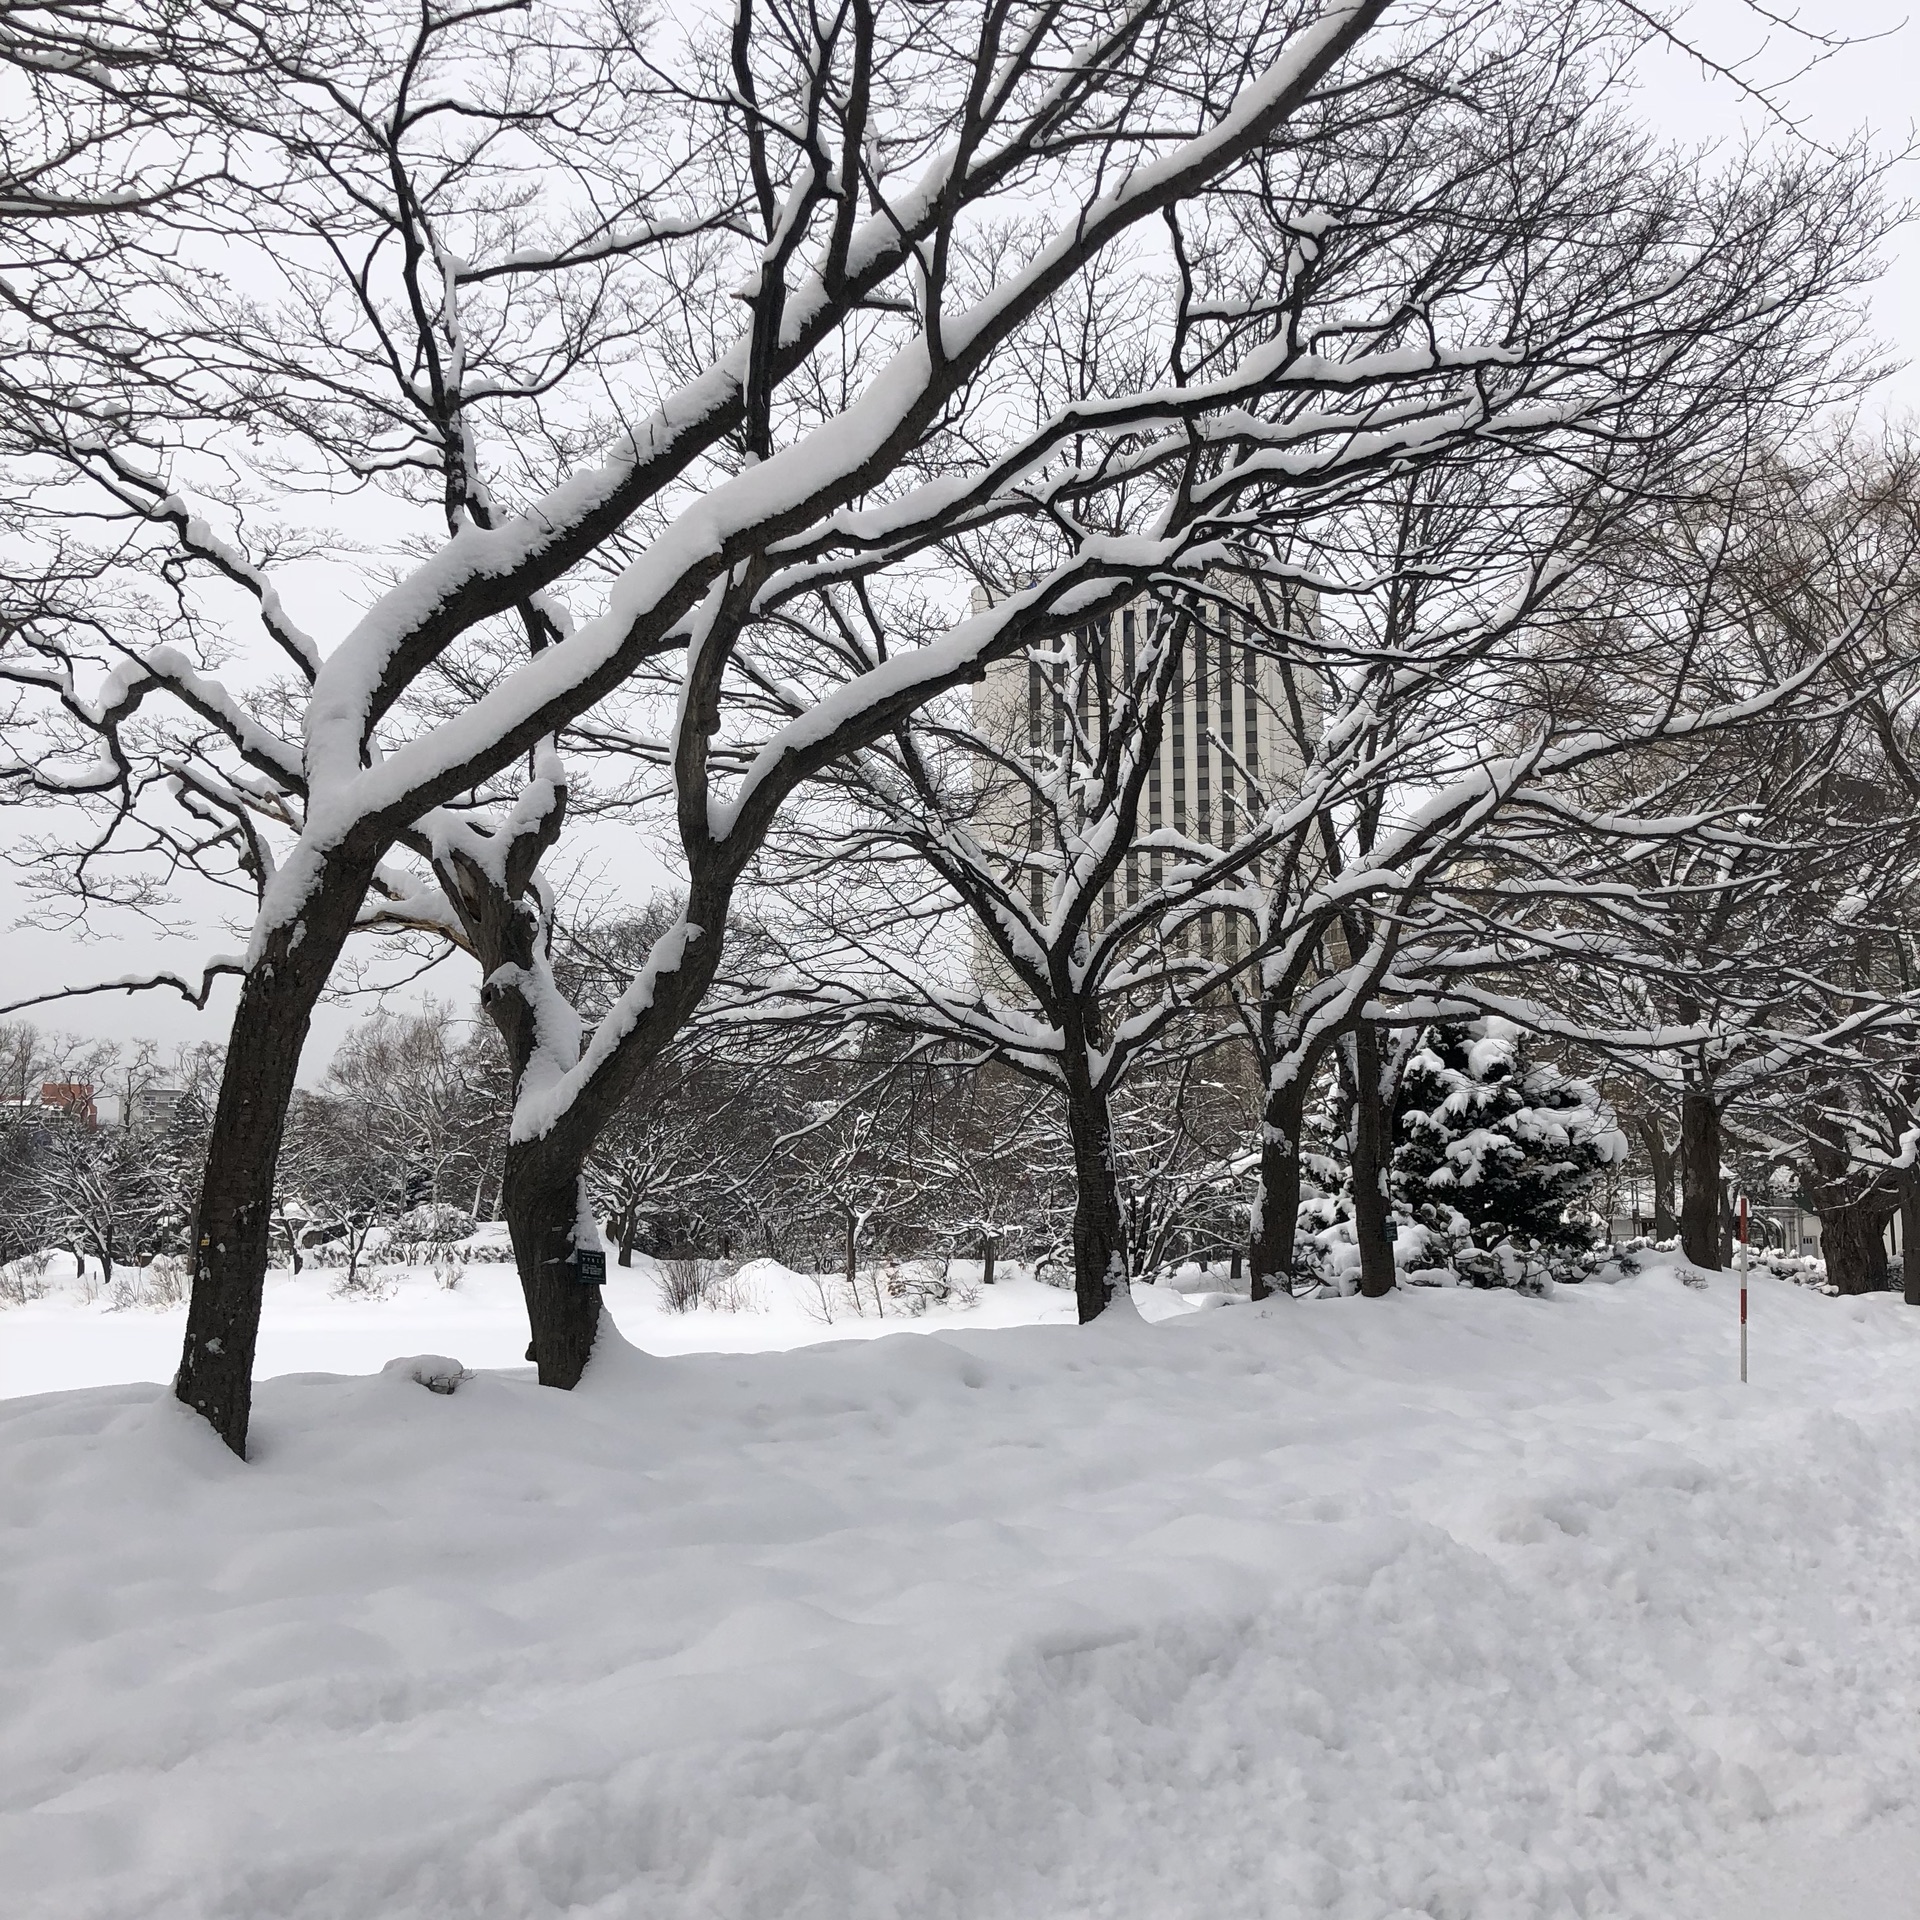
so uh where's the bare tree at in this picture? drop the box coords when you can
[0,0,1893,1447]
[1470,437,1920,1273]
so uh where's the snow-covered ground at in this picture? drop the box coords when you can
[0,1245,1129,1399]
[5,1256,1920,1918]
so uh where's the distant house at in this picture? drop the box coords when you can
[38,1082,97,1129]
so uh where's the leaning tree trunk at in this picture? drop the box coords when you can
[176,863,372,1457]
[1249,1071,1309,1302]
[1062,1070,1130,1322]
[1348,1024,1396,1298]
[1678,1084,1723,1271]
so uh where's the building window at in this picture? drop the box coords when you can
[1218,624,1235,833]
[1171,629,1187,834]
[1243,628,1259,783]
[1194,628,1210,846]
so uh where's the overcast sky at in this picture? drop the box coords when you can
[4,0,1915,1084]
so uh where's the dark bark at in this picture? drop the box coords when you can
[503,1165,601,1385]
[437,788,625,1384]
[1678,1084,1723,1271]
[1803,1109,1893,1296]
[617,1213,637,1268]
[1636,1114,1678,1239]
[1901,1166,1920,1307]
[1249,1072,1309,1302]
[1349,1024,1396,1298]
[175,859,370,1457]
[843,1203,858,1293]
[980,1230,997,1286]
[1063,1072,1128,1321]
[1818,1198,1892,1296]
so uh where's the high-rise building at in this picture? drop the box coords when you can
[968,588,1319,956]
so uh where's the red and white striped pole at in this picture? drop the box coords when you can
[1738,1194,1749,1385]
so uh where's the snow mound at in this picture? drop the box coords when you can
[383,1354,472,1394]
[4,1264,1920,1917]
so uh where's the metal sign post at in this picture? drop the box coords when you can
[1738,1194,1748,1385]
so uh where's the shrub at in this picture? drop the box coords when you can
[656,1254,715,1313]
[0,1251,53,1306]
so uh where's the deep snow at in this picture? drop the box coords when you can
[0,1249,1139,1400]
[4,1260,1920,1918]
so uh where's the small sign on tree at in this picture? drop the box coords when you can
[573,1248,607,1286]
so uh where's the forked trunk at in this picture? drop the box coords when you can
[1678,1085,1722,1271]
[503,1160,602,1386]
[1248,1073,1308,1302]
[1349,1024,1395,1298]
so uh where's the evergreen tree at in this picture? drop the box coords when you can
[1392,1023,1626,1283]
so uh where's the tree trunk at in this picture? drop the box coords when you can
[980,1230,998,1286]
[1064,1077,1129,1321]
[1349,1024,1395,1298]
[1678,1084,1722,1271]
[1637,1114,1677,1239]
[176,870,366,1457]
[1902,1167,1920,1307]
[503,1164,602,1386]
[1819,1198,1892,1296]
[843,1204,858,1294]
[617,1213,637,1268]
[1248,1072,1308,1301]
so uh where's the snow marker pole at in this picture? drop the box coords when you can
[1738,1195,1748,1385]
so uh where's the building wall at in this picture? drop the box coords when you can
[968,588,1319,966]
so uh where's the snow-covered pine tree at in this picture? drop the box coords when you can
[1391,1022,1626,1286]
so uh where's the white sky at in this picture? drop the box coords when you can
[3,0,1914,1082]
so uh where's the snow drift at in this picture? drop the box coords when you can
[4,1262,1919,1918]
